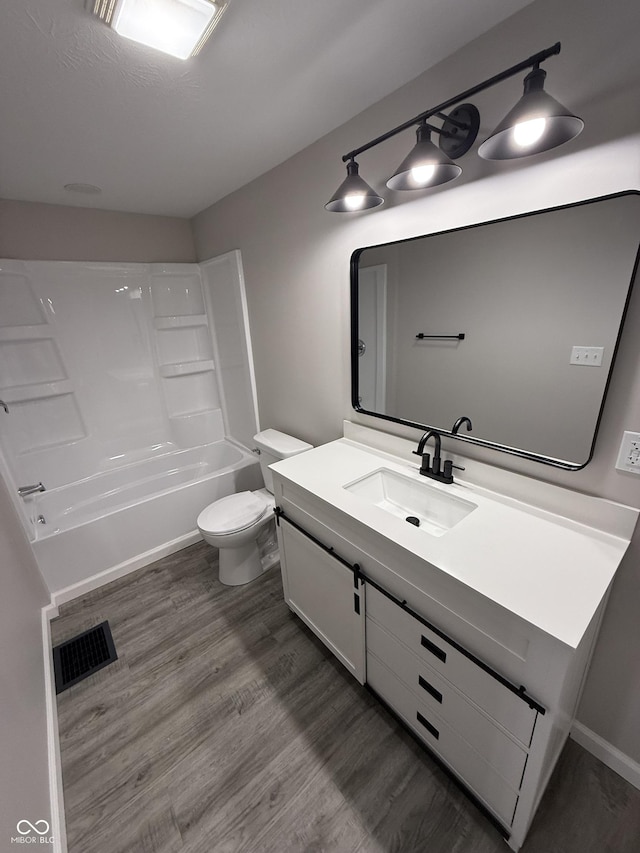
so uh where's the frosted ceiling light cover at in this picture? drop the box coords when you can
[111,0,223,59]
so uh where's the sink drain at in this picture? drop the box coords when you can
[405,516,420,527]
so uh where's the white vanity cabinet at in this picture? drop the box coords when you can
[270,429,638,851]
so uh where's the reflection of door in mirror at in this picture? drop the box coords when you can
[358,264,387,412]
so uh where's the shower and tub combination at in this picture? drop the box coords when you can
[0,251,263,594]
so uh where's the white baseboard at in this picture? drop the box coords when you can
[42,604,67,853]
[571,721,640,790]
[51,530,201,607]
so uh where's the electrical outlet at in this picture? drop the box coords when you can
[615,431,640,474]
[570,346,604,366]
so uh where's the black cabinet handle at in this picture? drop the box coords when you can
[421,635,446,663]
[418,675,443,704]
[417,711,440,740]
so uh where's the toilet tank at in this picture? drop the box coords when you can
[254,429,312,493]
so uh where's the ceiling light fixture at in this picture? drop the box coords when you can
[325,42,583,212]
[89,0,228,60]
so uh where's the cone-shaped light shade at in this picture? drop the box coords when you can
[478,67,583,160]
[386,125,462,191]
[325,160,384,212]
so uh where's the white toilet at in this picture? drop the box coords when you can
[197,429,312,586]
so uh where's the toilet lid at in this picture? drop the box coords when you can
[197,491,270,534]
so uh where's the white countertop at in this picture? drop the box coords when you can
[271,435,638,649]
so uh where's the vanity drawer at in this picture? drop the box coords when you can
[367,617,527,789]
[366,585,537,746]
[367,652,518,828]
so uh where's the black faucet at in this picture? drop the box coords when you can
[413,430,454,484]
[451,416,473,434]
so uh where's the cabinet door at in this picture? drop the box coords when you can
[278,520,366,683]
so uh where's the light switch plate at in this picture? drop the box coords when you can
[570,346,604,366]
[615,431,640,474]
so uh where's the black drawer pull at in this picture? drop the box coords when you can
[421,635,446,663]
[418,675,443,704]
[417,711,440,740]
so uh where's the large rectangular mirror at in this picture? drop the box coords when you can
[351,192,640,469]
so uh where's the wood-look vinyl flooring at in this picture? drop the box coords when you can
[51,542,640,853]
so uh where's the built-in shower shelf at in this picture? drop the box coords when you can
[0,379,74,403]
[0,324,52,342]
[160,360,215,378]
[170,405,221,417]
[154,315,209,330]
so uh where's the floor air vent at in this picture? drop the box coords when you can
[53,621,117,694]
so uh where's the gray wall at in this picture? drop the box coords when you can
[0,199,196,263]
[0,475,51,841]
[193,0,640,764]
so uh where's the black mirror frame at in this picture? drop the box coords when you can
[350,190,640,471]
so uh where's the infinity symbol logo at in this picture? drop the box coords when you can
[16,819,50,835]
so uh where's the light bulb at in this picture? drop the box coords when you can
[344,193,366,211]
[513,117,547,148]
[411,164,436,185]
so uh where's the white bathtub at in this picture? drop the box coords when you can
[30,440,262,595]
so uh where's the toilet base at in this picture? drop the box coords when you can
[219,540,264,586]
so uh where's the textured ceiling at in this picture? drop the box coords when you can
[0,0,533,217]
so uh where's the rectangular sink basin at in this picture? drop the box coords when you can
[344,468,477,536]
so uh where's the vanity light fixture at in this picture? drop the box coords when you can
[325,42,583,212]
[387,116,467,191]
[88,0,228,60]
[325,159,384,212]
[477,65,585,159]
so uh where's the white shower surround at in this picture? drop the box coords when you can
[0,253,260,593]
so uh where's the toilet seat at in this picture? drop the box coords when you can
[197,491,270,535]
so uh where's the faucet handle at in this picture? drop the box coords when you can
[418,452,431,476]
[442,459,465,481]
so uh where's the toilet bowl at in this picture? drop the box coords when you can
[197,429,312,586]
[197,488,275,586]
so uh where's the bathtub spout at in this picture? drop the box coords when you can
[18,482,46,497]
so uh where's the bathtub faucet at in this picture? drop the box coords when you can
[18,482,46,498]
